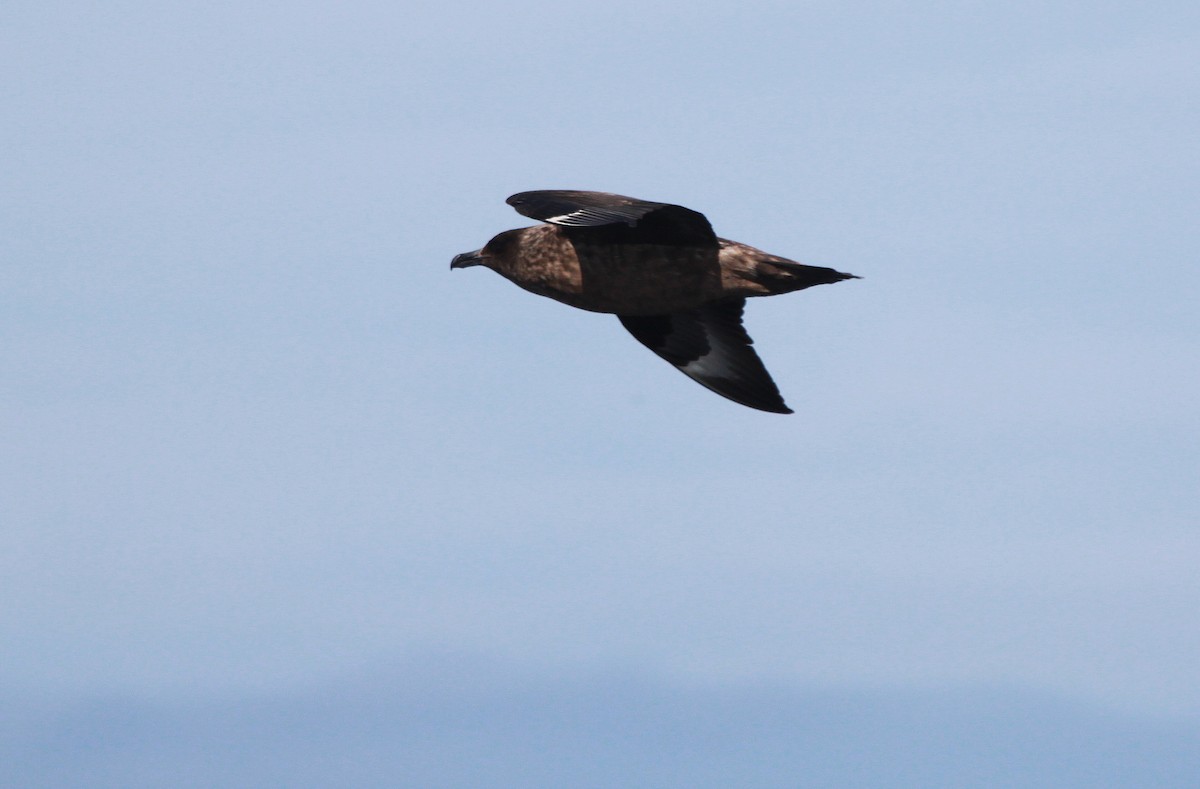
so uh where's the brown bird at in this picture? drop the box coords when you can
[451,190,858,414]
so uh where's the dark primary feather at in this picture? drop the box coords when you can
[618,299,792,414]
[507,190,717,247]
[507,190,664,226]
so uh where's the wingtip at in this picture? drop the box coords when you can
[754,400,794,415]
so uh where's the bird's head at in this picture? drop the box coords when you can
[450,228,522,271]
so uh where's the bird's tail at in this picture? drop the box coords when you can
[756,255,860,293]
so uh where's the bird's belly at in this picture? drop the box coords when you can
[550,243,725,315]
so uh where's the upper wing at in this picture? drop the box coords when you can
[507,190,717,246]
[618,299,792,414]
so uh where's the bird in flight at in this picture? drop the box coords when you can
[451,190,858,414]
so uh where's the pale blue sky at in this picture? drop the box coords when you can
[3,1,1199,785]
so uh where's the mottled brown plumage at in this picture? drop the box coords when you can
[451,190,858,413]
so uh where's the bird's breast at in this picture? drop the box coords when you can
[506,227,725,315]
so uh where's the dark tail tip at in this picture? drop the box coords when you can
[765,259,861,291]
